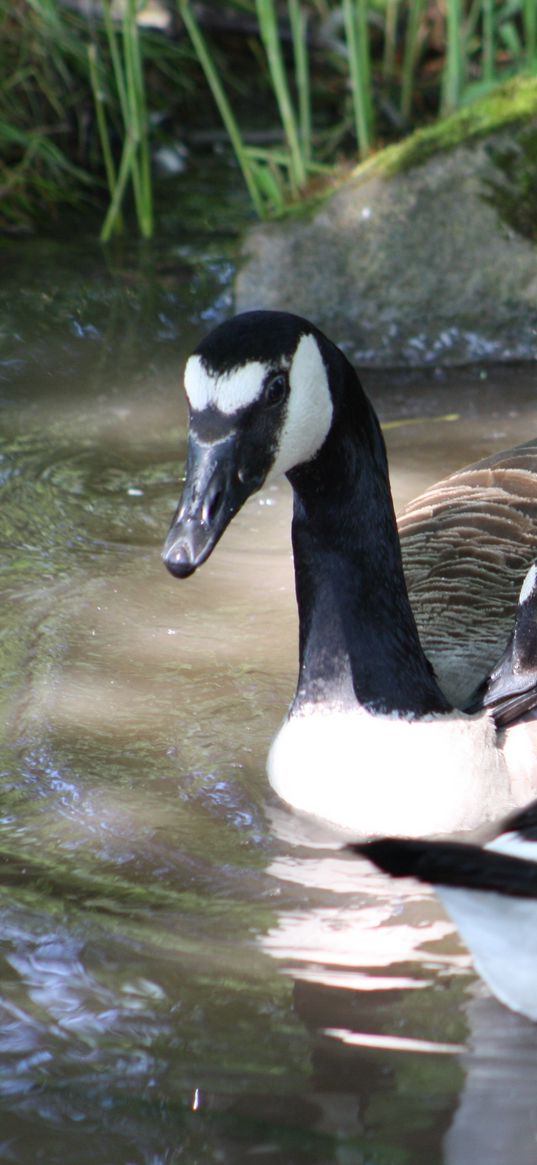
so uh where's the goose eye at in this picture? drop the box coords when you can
[264,371,288,408]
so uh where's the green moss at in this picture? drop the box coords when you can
[270,76,537,224]
[353,75,537,179]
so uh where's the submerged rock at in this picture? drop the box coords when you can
[235,87,537,367]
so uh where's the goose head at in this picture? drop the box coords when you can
[163,310,374,578]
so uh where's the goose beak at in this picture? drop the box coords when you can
[162,432,263,578]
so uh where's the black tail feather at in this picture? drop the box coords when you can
[349,837,537,898]
[499,797,537,840]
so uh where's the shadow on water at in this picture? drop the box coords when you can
[2,163,537,1163]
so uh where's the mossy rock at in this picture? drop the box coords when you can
[235,78,537,366]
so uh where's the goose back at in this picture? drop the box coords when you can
[399,440,537,707]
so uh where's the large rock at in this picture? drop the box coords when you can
[235,121,537,366]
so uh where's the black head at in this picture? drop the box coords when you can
[162,311,341,577]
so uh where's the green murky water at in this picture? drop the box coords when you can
[2,169,537,1164]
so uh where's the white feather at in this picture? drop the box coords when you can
[267,705,510,836]
[185,334,333,475]
[267,334,333,481]
[518,562,537,605]
[487,829,537,863]
[184,354,268,414]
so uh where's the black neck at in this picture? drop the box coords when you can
[287,352,451,718]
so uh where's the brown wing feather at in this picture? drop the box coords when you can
[398,440,537,706]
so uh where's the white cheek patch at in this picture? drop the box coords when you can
[267,333,333,481]
[184,354,268,415]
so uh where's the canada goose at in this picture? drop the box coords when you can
[162,310,537,836]
[350,798,537,1021]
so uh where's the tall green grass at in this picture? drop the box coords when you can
[89,0,153,241]
[442,0,466,112]
[2,1,536,232]
[0,0,190,235]
[177,0,265,217]
[178,0,333,217]
[342,0,374,155]
[180,0,537,219]
[256,0,307,189]
[0,0,91,228]
[400,0,426,123]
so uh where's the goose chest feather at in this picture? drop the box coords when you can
[163,310,537,837]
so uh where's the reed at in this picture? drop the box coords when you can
[3,1,537,231]
[178,0,319,217]
[0,123,90,228]
[482,0,495,85]
[289,0,312,163]
[441,0,465,113]
[92,0,153,241]
[177,0,265,217]
[87,43,121,229]
[524,0,537,63]
[256,0,306,190]
[400,0,425,122]
[382,0,399,82]
[438,0,537,112]
[176,0,537,218]
[0,0,93,228]
[342,0,374,156]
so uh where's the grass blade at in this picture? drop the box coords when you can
[177,0,265,217]
[95,0,153,239]
[342,0,374,156]
[100,133,137,242]
[87,42,118,202]
[400,0,425,122]
[123,0,153,238]
[256,0,306,190]
[288,0,311,164]
[442,0,465,113]
[101,0,129,126]
[356,0,373,137]
[383,0,400,81]
[246,152,286,214]
[524,0,537,64]
[482,0,495,85]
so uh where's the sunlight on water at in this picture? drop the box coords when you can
[1,225,537,1163]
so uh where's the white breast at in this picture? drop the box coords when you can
[267,706,511,837]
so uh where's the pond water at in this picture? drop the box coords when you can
[2,173,537,1164]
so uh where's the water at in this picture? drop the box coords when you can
[2,187,537,1162]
